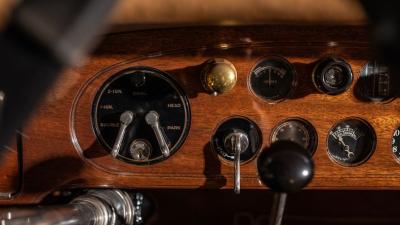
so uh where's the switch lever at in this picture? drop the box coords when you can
[145,111,171,157]
[111,110,134,158]
[224,132,249,194]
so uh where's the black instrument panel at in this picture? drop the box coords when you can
[92,67,191,165]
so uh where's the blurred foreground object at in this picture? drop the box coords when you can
[361,0,400,75]
[110,0,366,31]
[0,0,116,148]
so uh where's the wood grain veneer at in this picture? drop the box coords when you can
[2,25,399,205]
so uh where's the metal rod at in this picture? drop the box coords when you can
[0,204,99,225]
[0,190,135,225]
[234,138,241,194]
[269,193,287,225]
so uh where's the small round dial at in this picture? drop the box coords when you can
[248,56,296,102]
[392,127,400,162]
[271,118,318,155]
[312,57,353,95]
[92,67,191,165]
[327,118,376,166]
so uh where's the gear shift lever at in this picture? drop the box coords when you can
[257,141,314,225]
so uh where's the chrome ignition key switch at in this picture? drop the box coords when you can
[211,117,262,194]
[130,139,152,161]
[111,110,135,158]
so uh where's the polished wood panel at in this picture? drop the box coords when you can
[3,25,400,205]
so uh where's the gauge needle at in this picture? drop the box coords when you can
[145,111,171,157]
[337,136,354,158]
[111,111,135,158]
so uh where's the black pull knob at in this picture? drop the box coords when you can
[257,141,314,193]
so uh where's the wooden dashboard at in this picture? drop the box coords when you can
[1,25,400,205]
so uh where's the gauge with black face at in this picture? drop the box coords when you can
[327,118,376,166]
[392,127,400,162]
[248,56,296,102]
[312,57,353,95]
[92,67,190,165]
[271,118,318,155]
[356,61,396,103]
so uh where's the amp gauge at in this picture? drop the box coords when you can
[327,118,376,166]
[248,56,296,102]
[92,67,191,165]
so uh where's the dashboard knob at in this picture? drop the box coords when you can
[201,58,237,96]
[257,141,314,193]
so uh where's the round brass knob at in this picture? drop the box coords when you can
[201,58,237,96]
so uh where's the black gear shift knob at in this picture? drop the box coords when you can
[257,141,314,193]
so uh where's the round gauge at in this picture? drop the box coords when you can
[391,127,400,162]
[356,61,396,103]
[327,118,376,166]
[92,67,191,165]
[312,57,353,95]
[271,118,318,155]
[248,56,296,102]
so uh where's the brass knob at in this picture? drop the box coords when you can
[201,58,237,96]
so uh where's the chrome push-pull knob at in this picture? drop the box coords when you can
[224,132,249,194]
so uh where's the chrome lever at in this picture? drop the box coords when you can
[111,110,135,158]
[224,132,249,194]
[234,140,241,194]
[145,111,171,157]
